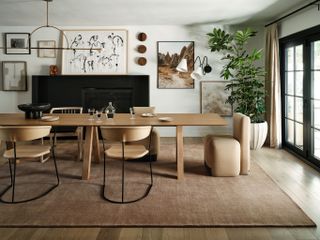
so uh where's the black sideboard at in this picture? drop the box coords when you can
[32,75,150,112]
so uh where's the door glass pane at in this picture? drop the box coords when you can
[314,129,320,159]
[295,97,303,123]
[313,41,320,69]
[314,71,320,99]
[295,122,303,149]
[286,96,294,119]
[286,47,294,71]
[286,72,294,95]
[286,119,294,144]
[296,45,303,70]
[314,100,320,129]
[295,72,303,97]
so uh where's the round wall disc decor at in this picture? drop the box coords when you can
[137,32,147,41]
[137,45,147,53]
[137,57,147,66]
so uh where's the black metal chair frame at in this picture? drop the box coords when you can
[0,130,60,204]
[100,126,153,204]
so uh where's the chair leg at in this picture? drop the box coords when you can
[121,142,125,203]
[149,153,153,186]
[51,139,60,185]
[8,159,13,186]
[12,143,17,202]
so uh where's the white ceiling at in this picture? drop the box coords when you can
[0,0,310,26]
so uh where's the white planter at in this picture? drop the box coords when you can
[250,121,268,150]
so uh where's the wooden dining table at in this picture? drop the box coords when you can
[0,113,227,180]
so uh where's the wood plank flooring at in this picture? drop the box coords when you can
[0,138,320,240]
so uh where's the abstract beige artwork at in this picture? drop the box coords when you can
[200,81,232,116]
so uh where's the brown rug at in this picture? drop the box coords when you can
[0,142,316,227]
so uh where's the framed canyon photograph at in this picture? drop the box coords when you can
[200,81,233,116]
[157,41,194,89]
[61,29,128,75]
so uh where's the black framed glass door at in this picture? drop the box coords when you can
[280,25,320,168]
[311,39,320,161]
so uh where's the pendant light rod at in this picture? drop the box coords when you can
[46,0,49,27]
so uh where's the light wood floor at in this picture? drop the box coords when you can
[0,138,320,240]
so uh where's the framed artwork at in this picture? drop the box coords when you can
[5,33,31,55]
[61,29,128,75]
[157,41,194,89]
[2,61,27,91]
[200,81,233,116]
[38,40,56,58]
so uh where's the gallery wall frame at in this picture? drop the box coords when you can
[2,61,27,91]
[157,41,194,89]
[5,33,31,55]
[37,40,56,58]
[200,81,233,116]
[61,29,128,75]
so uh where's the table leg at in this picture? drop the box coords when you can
[92,127,101,163]
[176,126,184,180]
[82,126,94,180]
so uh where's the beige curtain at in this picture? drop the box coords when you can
[265,24,282,148]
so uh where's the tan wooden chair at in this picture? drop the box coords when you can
[133,107,160,161]
[0,126,59,204]
[99,126,153,204]
[50,107,83,160]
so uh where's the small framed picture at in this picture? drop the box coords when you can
[200,81,233,116]
[5,33,31,55]
[38,40,56,58]
[2,61,27,91]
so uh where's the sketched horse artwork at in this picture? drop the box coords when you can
[62,30,127,75]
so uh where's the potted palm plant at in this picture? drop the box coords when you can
[207,28,267,149]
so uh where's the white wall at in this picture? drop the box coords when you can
[1,24,264,136]
[279,7,320,38]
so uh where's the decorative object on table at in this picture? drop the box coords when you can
[129,107,135,119]
[137,45,147,53]
[4,33,30,55]
[158,117,173,122]
[207,27,267,149]
[61,29,128,75]
[40,116,60,122]
[157,41,194,89]
[137,57,147,66]
[105,102,116,118]
[18,103,51,119]
[2,61,27,91]
[137,32,147,41]
[200,81,232,116]
[38,40,56,58]
[49,65,59,76]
